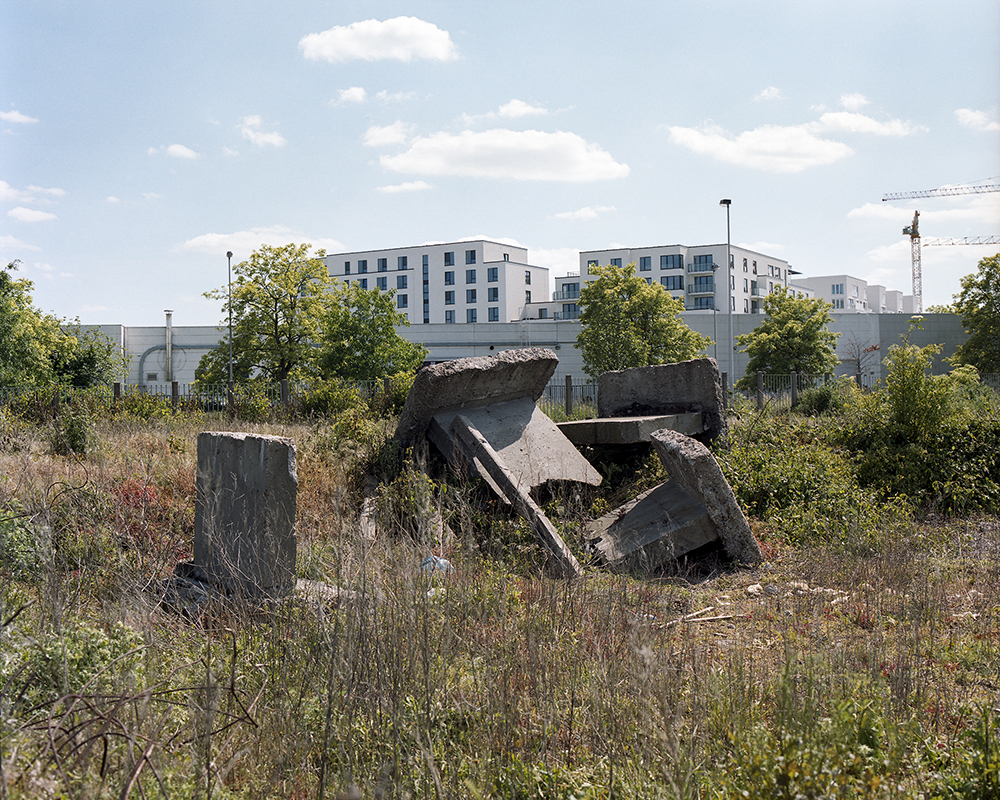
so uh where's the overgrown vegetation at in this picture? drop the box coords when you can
[0,351,998,798]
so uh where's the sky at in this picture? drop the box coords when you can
[2,0,998,328]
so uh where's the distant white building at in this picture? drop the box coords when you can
[794,275,909,313]
[321,240,548,326]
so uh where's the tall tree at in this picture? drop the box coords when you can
[318,282,427,381]
[576,262,711,377]
[197,243,332,383]
[735,287,839,388]
[950,253,1000,372]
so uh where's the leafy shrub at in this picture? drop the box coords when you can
[793,377,858,415]
[0,503,49,581]
[299,378,367,418]
[50,403,94,455]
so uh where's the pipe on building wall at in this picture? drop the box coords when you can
[137,344,206,386]
[164,310,173,382]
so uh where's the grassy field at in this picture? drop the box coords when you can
[1,366,999,798]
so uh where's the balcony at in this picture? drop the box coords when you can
[750,285,766,297]
[687,281,715,295]
[552,289,580,301]
[687,262,715,273]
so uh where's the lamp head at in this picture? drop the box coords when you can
[226,251,233,259]
[719,199,731,206]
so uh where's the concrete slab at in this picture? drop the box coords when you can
[597,359,727,443]
[558,412,703,447]
[650,429,762,564]
[586,482,720,572]
[431,396,601,493]
[395,348,558,449]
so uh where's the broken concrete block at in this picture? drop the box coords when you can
[395,348,559,449]
[587,429,761,573]
[193,431,297,598]
[597,359,727,443]
[558,412,703,447]
[649,429,761,564]
[586,482,719,571]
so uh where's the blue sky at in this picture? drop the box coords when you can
[2,0,998,327]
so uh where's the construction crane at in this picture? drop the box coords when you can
[903,211,922,312]
[882,183,999,202]
[924,236,1000,247]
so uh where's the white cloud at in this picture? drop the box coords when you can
[499,99,547,118]
[363,121,413,147]
[8,207,57,222]
[552,205,616,220]
[241,116,286,148]
[840,93,869,112]
[337,87,367,104]
[299,17,458,63]
[376,90,418,103]
[955,108,1000,132]
[166,143,199,159]
[754,86,784,101]
[178,225,344,255]
[849,195,999,226]
[377,181,431,193]
[668,123,853,173]
[0,109,38,124]
[526,246,581,277]
[380,129,630,182]
[1,181,64,203]
[0,234,41,251]
[813,112,924,136]
[222,147,239,157]
[865,240,910,262]
[106,196,121,203]
[143,192,162,201]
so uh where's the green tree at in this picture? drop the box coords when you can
[576,262,711,377]
[51,322,130,387]
[0,261,69,385]
[196,243,332,383]
[318,281,427,381]
[951,252,1000,372]
[735,287,839,388]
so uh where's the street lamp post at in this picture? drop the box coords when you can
[226,251,233,383]
[719,199,733,382]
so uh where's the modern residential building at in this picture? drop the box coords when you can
[321,240,549,326]
[794,275,908,313]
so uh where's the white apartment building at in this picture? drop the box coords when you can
[321,240,549,326]
[795,275,909,313]
[524,244,811,319]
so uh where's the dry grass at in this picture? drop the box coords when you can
[1,411,998,798]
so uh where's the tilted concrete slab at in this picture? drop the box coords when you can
[558,412,703,447]
[395,348,559,449]
[586,482,720,572]
[650,429,762,564]
[431,396,601,493]
[586,429,761,573]
[597,359,727,443]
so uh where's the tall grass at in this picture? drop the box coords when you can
[0,405,998,798]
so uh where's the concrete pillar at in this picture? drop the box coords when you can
[565,374,573,417]
[790,371,798,406]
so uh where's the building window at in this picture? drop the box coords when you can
[503,253,509,261]
[661,275,683,291]
[445,291,455,305]
[466,289,477,303]
[692,254,714,270]
[359,279,367,289]
[377,277,387,291]
[422,254,429,267]
[466,269,476,284]
[587,260,598,269]
[539,308,548,319]
[525,290,531,304]
[444,251,454,266]
[466,249,476,264]
[610,258,622,267]
[344,260,351,274]
[744,299,749,312]
[693,296,714,310]
[743,278,748,291]
[445,310,455,323]
[646,278,652,285]
[525,270,531,284]
[445,271,455,286]
[661,254,683,270]
[488,267,498,282]
[743,258,748,272]
[488,307,499,322]
[397,275,407,290]
[832,283,844,295]
[488,287,499,302]
[467,308,477,323]
[398,256,407,270]
[562,303,578,318]
[693,275,714,292]
[639,256,651,271]
[397,294,407,308]
[377,258,386,272]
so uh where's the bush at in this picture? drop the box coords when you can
[299,378,367,418]
[50,403,94,455]
[793,377,859,416]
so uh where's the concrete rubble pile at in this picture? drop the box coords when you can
[395,350,761,576]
